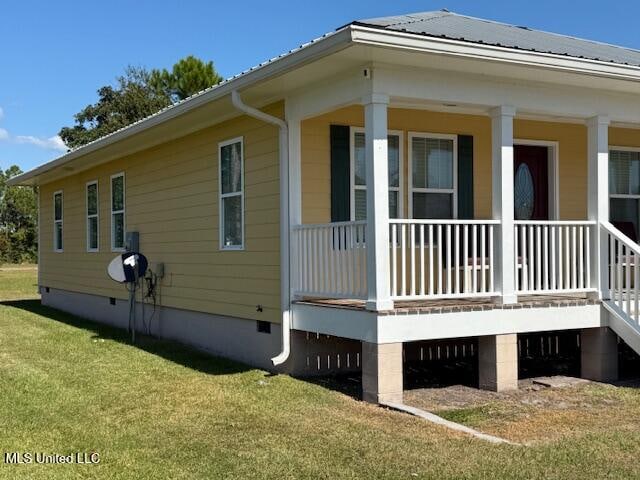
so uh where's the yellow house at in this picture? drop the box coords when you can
[11,10,640,404]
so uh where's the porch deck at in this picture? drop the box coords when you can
[295,294,599,315]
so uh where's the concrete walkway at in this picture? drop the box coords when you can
[381,401,519,445]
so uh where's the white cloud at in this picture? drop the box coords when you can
[15,134,67,152]
[0,108,67,152]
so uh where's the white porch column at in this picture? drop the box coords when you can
[587,115,610,299]
[287,111,302,300]
[364,93,393,311]
[491,106,517,304]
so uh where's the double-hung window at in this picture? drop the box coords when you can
[53,191,63,252]
[86,181,99,251]
[610,148,640,240]
[351,128,402,220]
[111,173,125,251]
[410,133,457,219]
[219,138,244,250]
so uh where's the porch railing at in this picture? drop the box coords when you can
[603,221,640,321]
[389,219,500,300]
[292,221,367,299]
[292,219,599,303]
[514,221,597,294]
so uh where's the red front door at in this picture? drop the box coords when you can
[514,145,549,221]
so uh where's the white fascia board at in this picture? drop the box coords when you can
[378,304,605,343]
[291,303,379,342]
[9,27,354,187]
[292,302,606,344]
[350,25,640,83]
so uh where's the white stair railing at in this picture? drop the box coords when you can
[514,221,597,295]
[292,221,367,299]
[602,221,640,323]
[389,219,500,300]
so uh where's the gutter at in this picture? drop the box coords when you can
[231,91,290,367]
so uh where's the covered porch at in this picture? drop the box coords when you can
[277,25,640,405]
[287,90,627,310]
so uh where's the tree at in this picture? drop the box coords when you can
[150,55,223,103]
[59,56,223,149]
[59,66,171,149]
[0,166,37,264]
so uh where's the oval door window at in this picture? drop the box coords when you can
[514,163,534,220]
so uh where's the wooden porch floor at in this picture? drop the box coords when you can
[295,294,599,315]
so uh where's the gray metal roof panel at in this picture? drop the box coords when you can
[353,11,640,66]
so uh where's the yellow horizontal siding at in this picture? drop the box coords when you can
[610,127,640,149]
[39,102,283,324]
[301,107,640,224]
[513,119,587,220]
[301,106,492,222]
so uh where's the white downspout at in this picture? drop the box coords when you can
[231,91,290,366]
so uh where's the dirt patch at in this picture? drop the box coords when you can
[404,377,640,444]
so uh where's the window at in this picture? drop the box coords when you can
[111,173,125,251]
[410,134,457,219]
[53,191,63,252]
[610,149,640,240]
[219,138,244,249]
[86,181,99,251]
[350,129,402,220]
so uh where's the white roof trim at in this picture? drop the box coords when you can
[350,25,640,82]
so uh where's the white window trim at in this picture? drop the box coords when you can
[86,180,99,252]
[110,172,125,252]
[609,146,640,229]
[53,190,63,252]
[218,137,245,251]
[408,132,458,219]
[349,127,404,221]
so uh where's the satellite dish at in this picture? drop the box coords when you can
[108,252,148,283]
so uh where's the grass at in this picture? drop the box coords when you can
[0,264,38,300]
[2,268,640,478]
[435,383,640,444]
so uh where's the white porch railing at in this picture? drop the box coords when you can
[603,222,640,322]
[514,221,597,294]
[389,220,500,300]
[293,219,600,303]
[292,221,367,299]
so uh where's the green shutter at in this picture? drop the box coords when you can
[457,135,474,219]
[330,125,350,222]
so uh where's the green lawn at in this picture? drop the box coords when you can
[2,268,640,479]
[0,265,39,300]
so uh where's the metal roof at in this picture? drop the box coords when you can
[353,10,640,67]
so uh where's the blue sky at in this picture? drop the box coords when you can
[1,0,639,173]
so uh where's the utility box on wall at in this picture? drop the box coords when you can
[125,231,139,252]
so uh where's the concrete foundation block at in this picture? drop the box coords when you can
[478,334,518,392]
[362,342,403,404]
[581,327,618,382]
